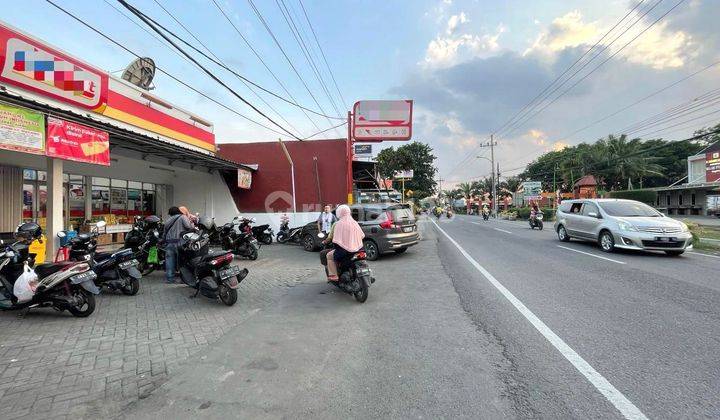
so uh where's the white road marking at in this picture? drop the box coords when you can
[557,245,626,265]
[687,251,720,259]
[494,227,513,234]
[431,219,647,420]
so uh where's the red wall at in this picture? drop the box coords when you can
[219,139,348,213]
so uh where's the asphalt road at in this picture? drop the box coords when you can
[433,214,719,419]
[119,215,719,419]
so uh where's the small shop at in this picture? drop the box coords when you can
[0,21,253,257]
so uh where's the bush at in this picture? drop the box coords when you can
[607,189,657,205]
[514,207,556,221]
[516,207,531,220]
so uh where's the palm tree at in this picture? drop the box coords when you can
[458,182,473,199]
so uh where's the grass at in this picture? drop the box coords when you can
[683,221,720,251]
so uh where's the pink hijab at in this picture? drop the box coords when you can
[332,205,365,252]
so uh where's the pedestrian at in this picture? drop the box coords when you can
[161,206,196,284]
[178,206,198,224]
[325,204,364,282]
[317,204,337,234]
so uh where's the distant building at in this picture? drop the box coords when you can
[654,146,720,216]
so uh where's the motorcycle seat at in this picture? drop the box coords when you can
[94,251,113,261]
[34,261,76,278]
[200,250,231,262]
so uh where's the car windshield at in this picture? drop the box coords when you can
[598,201,661,217]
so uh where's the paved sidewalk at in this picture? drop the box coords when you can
[0,244,321,419]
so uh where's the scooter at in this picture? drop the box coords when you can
[251,224,274,245]
[0,233,99,317]
[482,210,490,221]
[57,221,141,295]
[219,217,260,260]
[276,218,304,244]
[318,233,374,303]
[198,215,222,245]
[125,215,165,275]
[529,211,544,230]
[177,231,248,306]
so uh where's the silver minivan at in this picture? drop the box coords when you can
[554,199,693,255]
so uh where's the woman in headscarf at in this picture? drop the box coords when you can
[326,204,365,281]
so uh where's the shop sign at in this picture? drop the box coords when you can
[394,170,414,180]
[521,181,542,200]
[707,151,720,182]
[0,103,45,154]
[0,24,108,110]
[354,144,372,155]
[238,168,252,189]
[46,117,110,166]
[353,100,413,141]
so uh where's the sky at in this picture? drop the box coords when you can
[4,0,720,187]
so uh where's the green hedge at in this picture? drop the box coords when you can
[515,207,556,221]
[607,189,657,204]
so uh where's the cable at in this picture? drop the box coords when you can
[118,0,302,140]
[45,0,290,138]
[150,0,303,136]
[621,88,720,134]
[298,0,348,110]
[302,121,348,140]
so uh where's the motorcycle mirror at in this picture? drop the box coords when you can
[96,220,107,228]
[57,231,66,238]
[317,232,325,239]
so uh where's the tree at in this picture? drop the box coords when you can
[375,142,438,200]
[458,182,472,199]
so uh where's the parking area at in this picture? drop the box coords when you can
[0,244,323,419]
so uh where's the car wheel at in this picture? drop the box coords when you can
[557,225,570,242]
[302,234,316,252]
[363,240,379,261]
[664,250,685,256]
[599,231,615,253]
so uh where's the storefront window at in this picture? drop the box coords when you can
[23,169,36,180]
[142,190,156,215]
[23,183,34,222]
[128,189,142,216]
[38,171,47,182]
[92,177,110,218]
[38,185,47,230]
[92,177,110,187]
[68,175,85,226]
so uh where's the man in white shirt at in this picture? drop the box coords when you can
[317,205,337,234]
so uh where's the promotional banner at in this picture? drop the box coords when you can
[238,168,252,189]
[0,103,45,154]
[46,116,109,165]
[522,181,542,200]
[707,151,720,182]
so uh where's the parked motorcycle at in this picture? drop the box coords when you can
[178,230,248,306]
[220,217,260,260]
[318,233,374,303]
[57,221,141,295]
[251,224,274,245]
[198,215,222,245]
[276,218,304,244]
[0,223,99,317]
[125,215,165,275]
[529,211,544,230]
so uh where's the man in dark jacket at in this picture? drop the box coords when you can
[162,206,195,284]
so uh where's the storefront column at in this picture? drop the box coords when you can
[46,157,64,261]
[84,175,92,223]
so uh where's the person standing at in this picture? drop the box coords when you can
[317,205,337,234]
[161,206,196,284]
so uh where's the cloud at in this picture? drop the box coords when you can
[424,22,505,68]
[621,21,693,69]
[446,12,468,35]
[528,11,600,54]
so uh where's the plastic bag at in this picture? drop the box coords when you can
[147,246,159,264]
[14,265,38,304]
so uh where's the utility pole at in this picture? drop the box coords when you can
[477,135,498,216]
[496,161,500,212]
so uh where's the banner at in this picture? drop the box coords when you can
[707,151,720,183]
[46,116,109,165]
[0,103,45,154]
[522,181,542,200]
[354,144,372,155]
[238,168,252,189]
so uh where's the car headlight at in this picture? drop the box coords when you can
[618,220,638,232]
[680,223,689,233]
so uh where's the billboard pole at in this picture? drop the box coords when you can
[278,139,296,213]
[491,134,497,217]
[347,111,353,204]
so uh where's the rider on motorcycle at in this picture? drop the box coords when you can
[324,205,364,282]
[530,201,540,221]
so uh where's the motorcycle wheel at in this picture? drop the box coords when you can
[139,260,155,276]
[219,284,238,306]
[261,235,273,245]
[538,221,544,231]
[121,275,140,296]
[354,280,369,303]
[67,289,96,317]
[276,233,288,244]
[248,248,258,260]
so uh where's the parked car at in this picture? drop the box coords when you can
[554,198,692,255]
[299,203,420,260]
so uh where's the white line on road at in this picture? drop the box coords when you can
[687,251,720,259]
[494,227,513,234]
[557,245,626,265]
[431,219,647,420]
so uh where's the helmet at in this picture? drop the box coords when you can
[144,215,161,229]
[15,222,42,241]
[198,216,214,231]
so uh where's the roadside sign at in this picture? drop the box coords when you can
[353,100,412,141]
[0,103,45,155]
[46,117,109,165]
[238,168,252,189]
[522,181,542,200]
[354,144,372,155]
[395,170,414,180]
[707,151,720,182]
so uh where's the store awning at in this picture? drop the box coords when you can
[0,91,253,173]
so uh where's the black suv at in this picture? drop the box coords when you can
[300,203,419,260]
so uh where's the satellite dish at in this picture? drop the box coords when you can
[121,57,156,90]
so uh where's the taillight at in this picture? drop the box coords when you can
[355,251,367,260]
[379,211,394,229]
[210,253,233,266]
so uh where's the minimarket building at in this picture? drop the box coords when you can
[0,22,253,259]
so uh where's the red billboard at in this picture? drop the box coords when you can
[353,100,413,141]
[707,151,720,182]
[46,117,109,166]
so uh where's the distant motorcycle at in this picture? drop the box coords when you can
[482,210,490,221]
[276,218,304,244]
[529,211,544,230]
[252,224,274,245]
[220,217,260,260]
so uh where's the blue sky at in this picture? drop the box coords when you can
[4,0,719,185]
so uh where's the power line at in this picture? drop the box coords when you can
[150,0,303,136]
[118,0,303,139]
[620,88,720,134]
[302,121,348,140]
[45,0,291,139]
[209,0,324,134]
[298,0,348,110]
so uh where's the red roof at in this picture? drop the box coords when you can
[573,175,597,187]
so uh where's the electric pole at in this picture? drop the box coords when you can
[477,135,498,216]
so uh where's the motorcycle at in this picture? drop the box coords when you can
[251,224,274,245]
[276,218,304,244]
[529,211,544,230]
[57,221,142,295]
[198,215,222,245]
[0,229,99,317]
[219,217,260,260]
[125,215,165,275]
[178,230,248,306]
[318,233,374,303]
[482,210,490,221]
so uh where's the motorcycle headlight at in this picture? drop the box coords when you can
[680,222,689,233]
[617,220,638,232]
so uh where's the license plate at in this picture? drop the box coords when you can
[402,226,414,233]
[118,259,139,269]
[219,265,241,279]
[656,237,676,242]
[70,270,97,284]
[356,267,372,276]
